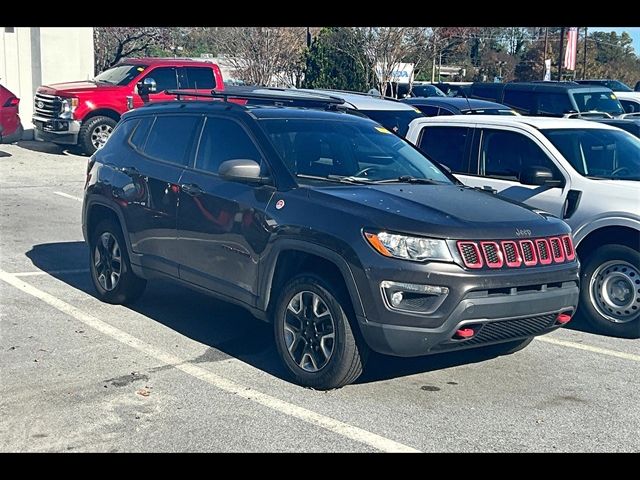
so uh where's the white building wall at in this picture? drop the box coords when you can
[0,27,94,134]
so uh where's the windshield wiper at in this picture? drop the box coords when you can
[374,176,439,185]
[296,174,372,185]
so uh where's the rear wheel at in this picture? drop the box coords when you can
[580,244,640,338]
[78,115,117,155]
[89,219,146,304]
[273,274,368,389]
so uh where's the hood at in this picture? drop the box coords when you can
[307,183,569,240]
[37,81,123,96]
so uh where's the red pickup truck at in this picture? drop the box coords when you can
[33,58,225,155]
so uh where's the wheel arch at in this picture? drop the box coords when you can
[576,225,640,260]
[83,109,121,123]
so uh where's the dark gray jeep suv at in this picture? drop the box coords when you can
[82,90,580,389]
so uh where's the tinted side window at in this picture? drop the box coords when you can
[145,67,177,91]
[437,108,455,116]
[620,99,640,113]
[418,126,472,173]
[471,85,502,101]
[129,116,153,151]
[143,115,200,165]
[184,67,216,89]
[416,105,439,117]
[537,93,573,116]
[195,117,262,174]
[503,89,536,114]
[100,119,138,154]
[481,129,558,181]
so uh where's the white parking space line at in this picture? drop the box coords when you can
[536,336,640,362]
[53,191,83,203]
[0,268,420,453]
[13,269,89,277]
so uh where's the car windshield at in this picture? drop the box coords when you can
[463,108,517,115]
[259,118,452,184]
[94,64,146,86]
[572,91,625,115]
[411,85,446,97]
[359,109,423,137]
[542,128,640,180]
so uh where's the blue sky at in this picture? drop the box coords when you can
[592,27,640,53]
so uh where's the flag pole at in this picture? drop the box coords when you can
[582,27,588,79]
[558,27,565,81]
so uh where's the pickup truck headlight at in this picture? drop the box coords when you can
[364,231,453,262]
[60,97,78,119]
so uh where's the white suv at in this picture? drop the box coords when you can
[406,115,640,338]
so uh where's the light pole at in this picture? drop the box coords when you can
[306,27,311,48]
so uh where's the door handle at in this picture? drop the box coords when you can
[181,183,204,196]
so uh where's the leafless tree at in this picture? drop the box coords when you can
[93,27,174,75]
[214,27,313,87]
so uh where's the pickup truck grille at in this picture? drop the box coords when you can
[457,235,575,269]
[34,93,62,118]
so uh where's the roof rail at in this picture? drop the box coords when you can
[163,88,347,107]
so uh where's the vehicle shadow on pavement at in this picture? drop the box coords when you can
[0,149,12,157]
[16,140,82,157]
[24,241,596,385]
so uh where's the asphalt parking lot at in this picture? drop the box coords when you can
[1,140,638,453]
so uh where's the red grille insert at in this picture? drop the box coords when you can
[519,240,538,266]
[480,242,503,268]
[457,241,483,268]
[501,241,522,267]
[549,237,565,263]
[561,235,575,261]
[457,235,576,270]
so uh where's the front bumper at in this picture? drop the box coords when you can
[33,116,81,145]
[354,258,580,356]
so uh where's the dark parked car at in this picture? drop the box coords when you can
[575,79,634,92]
[0,84,23,143]
[83,89,580,389]
[470,81,625,118]
[401,97,517,117]
[407,83,446,98]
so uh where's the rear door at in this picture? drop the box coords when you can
[176,115,275,304]
[117,113,201,276]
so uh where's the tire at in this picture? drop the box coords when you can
[273,274,369,389]
[89,218,146,305]
[578,244,640,339]
[486,337,534,356]
[78,115,117,156]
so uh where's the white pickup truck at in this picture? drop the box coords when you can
[406,115,640,338]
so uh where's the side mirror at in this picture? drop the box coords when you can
[137,77,157,95]
[219,159,269,184]
[521,166,562,187]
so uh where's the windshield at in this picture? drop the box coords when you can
[572,91,625,115]
[259,118,452,184]
[463,108,517,116]
[411,85,446,98]
[543,128,640,180]
[360,109,423,137]
[94,64,146,86]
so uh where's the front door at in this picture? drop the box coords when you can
[177,116,274,304]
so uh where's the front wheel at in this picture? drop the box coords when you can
[78,115,117,155]
[579,244,640,339]
[273,274,368,389]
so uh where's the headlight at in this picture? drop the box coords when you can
[60,97,78,119]
[364,231,453,262]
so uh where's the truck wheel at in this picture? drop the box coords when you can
[89,219,146,305]
[579,244,640,339]
[78,116,117,155]
[273,274,368,389]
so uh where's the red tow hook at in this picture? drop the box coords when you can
[556,312,573,325]
[454,328,475,340]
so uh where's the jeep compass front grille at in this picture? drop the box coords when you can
[457,235,575,269]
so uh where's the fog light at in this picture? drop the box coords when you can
[380,281,449,314]
[391,291,404,307]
